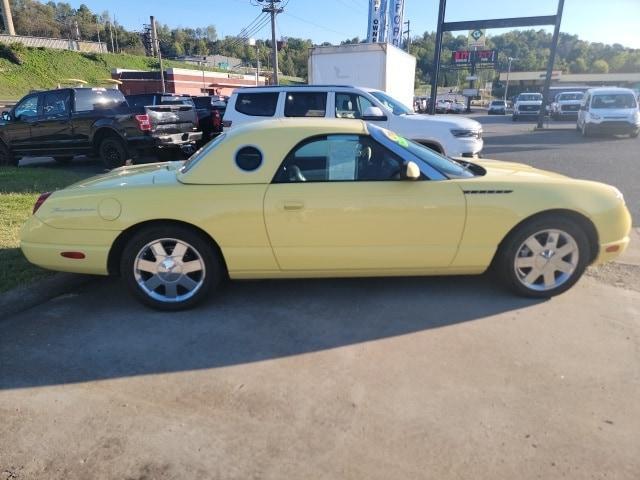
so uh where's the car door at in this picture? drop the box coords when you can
[4,94,40,155]
[29,90,73,155]
[263,134,466,271]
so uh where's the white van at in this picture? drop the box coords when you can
[222,85,483,158]
[577,87,640,138]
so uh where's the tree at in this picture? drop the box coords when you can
[591,59,609,73]
[569,58,588,73]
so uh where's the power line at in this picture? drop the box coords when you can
[226,14,270,48]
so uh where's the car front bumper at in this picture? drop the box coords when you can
[587,121,639,135]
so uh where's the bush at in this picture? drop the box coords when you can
[0,43,24,65]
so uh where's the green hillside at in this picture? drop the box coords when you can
[0,45,225,100]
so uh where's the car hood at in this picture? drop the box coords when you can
[516,100,542,106]
[472,159,567,181]
[66,161,183,191]
[408,113,481,130]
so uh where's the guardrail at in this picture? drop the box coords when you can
[0,34,107,53]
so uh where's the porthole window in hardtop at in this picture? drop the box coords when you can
[236,146,263,171]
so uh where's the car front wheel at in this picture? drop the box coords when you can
[99,137,128,169]
[496,217,590,298]
[120,225,223,310]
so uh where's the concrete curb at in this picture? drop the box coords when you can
[0,273,95,320]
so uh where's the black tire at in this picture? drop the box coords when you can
[581,123,591,138]
[0,141,18,167]
[495,215,591,298]
[54,156,74,164]
[120,225,223,311]
[512,115,517,122]
[99,136,128,169]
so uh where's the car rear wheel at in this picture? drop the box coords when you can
[99,137,128,169]
[120,226,223,310]
[496,217,590,298]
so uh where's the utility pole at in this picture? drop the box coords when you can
[151,16,166,94]
[537,0,565,128]
[403,20,410,53]
[108,20,115,52]
[258,0,283,85]
[0,0,16,36]
[428,0,446,115]
[466,47,477,113]
[503,56,515,103]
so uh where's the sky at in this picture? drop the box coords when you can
[65,0,640,49]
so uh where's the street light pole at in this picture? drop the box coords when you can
[503,56,515,103]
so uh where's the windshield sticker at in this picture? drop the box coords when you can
[382,129,409,147]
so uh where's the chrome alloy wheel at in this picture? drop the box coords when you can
[513,229,579,292]
[133,238,206,303]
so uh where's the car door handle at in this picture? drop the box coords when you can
[283,201,304,211]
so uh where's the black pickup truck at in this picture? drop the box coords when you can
[0,87,161,168]
[125,93,202,155]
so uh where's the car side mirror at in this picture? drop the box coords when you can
[2,111,11,121]
[402,161,420,181]
[362,106,387,121]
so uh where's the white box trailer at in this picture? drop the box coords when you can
[308,43,416,110]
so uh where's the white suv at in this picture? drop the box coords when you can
[577,87,640,138]
[223,85,483,157]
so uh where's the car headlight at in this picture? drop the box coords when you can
[632,111,640,123]
[451,129,481,139]
[590,113,601,120]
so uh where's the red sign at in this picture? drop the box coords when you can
[451,50,497,66]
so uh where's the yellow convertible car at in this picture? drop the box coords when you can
[21,119,631,310]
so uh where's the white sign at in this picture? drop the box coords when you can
[468,29,486,47]
[466,75,478,81]
[367,0,388,43]
[462,88,479,97]
[388,0,405,48]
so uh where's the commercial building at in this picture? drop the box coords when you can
[112,68,267,97]
[498,71,640,90]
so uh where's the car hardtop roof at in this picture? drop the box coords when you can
[587,87,637,95]
[233,84,365,92]
[226,117,369,137]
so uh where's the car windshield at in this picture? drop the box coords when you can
[559,93,583,101]
[519,94,542,102]
[161,96,194,106]
[491,101,505,106]
[369,124,474,179]
[591,93,637,109]
[180,133,226,173]
[369,91,414,115]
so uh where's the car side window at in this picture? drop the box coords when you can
[235,92,279,117]
[335,93,374,119]
[14,95,39,120]
[42,90,71,118]
[284,92,327,117]
[273,135,405,183]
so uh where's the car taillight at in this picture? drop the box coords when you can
[135,114,151,131]
[213,110,221,128]
[33,192,52,214]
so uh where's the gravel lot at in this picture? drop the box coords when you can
[2,114,639,480]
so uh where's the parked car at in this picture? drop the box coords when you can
[488,99,506,115]
[512,93,543,121]
[191,95,226,143]
[551,91,584,120]
[223,85,483,158]
[125,93,202,155]
[450,101,466,114]
[20,119,630,310]
[435,99,452,113]
[577,87,640,138]
[0,87,156,168]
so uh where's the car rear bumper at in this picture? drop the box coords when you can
[154,131,203,147]
[20,216,115,275]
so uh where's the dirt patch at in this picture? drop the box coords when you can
[587,262,640,292]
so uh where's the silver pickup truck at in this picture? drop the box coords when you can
[126,93,202,155]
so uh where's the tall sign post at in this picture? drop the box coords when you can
[428,0,564,122]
